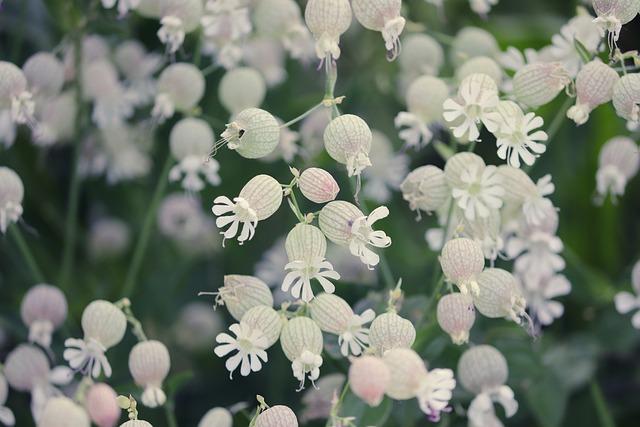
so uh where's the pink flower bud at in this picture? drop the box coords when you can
[85,383,119,427]
[513,62,571,108]
[567,60,619,125]
[40,397,90,427]
[439,238,485,295]
[382,348,427,399]
[349,355,391,407]
[298,168,340,203]
[437,293,476,344]
[20,284,68,348]
[256,405,299,427]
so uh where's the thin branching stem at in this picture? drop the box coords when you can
[9,225,45,283]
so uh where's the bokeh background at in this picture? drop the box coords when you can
[1,0,639,426]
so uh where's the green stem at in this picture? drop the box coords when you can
[287,191,305,222]
[120,155,173,298]
[164,400,178,427]
[281,103,323,129]
[9,225,45,283]
[325,380,351,427]
[590,380,616,427]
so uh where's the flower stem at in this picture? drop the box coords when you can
[120,155,174,298]
[9,225,45,283]
[280,103,323,129]
[164,400,178,427]
[590,380,616,427]
[325,380,351,427]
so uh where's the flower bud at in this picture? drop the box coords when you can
[223,108,280,159]
[280,317,323,361]
[128,340,171,408]
[217,275,274,321]
[85,383,120,427]
[81,300,127,349]
[23,52,65,98]
[349,355,391,407]
[198,407,233,427]
[20,284,68,348]
[405,76,449,124]
[450,27,499,67]
[382,348,427,399]
[352,0,405,60]
[241,305,284,348]
[170,118,215,160]
[285,223,327,261]
[324,114,372,177]
[253,0,303,37]
[439,238,485,295]
[39,397,90,427]
[474,268,527,324]
[309,293,353,334]
[437,293,475,344]
[0,166,24,233]
[298,168,340,203]
[400,165,449,214]
[255,405,299,427]
[369,312,416,354]
[457,345,508,394]
[567,60,619,125]
[4,344,50,392]
[219,67,266,115]
[456,56,502,86]
[156,63,205,112]
[318,200,364,246]
[304,0,353,60]
[239,174,284,220]
[399,34,444,77]
[612,73,640,122]
[513,62,571,108]
[120,421,152,427]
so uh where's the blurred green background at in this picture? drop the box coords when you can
[1,0,640,426]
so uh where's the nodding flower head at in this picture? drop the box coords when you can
[85,383,120,427]
[20,284,68,348]
[349,355,391,407]
[324,114,373,177]
[351,0,405,61]
[596,136,640,199]
[437,293,476,345]
[22,52,65,98]
[368,311,416,354]
[128,340,171,408]
[319,201,392,269]
[439,237,485,296]
[198,407,233,427]
[0,61,35,125]
[474,268,529,326]
[567,60,619,126]
[450,27,499,67]
[153,63,205,122]
[401,165,449,216]
[63,300,127,378]
[0,166,24,233]
[612,73,640,123]
[297,168,340,204]
[279,317,324,390]
[399,34,444,77]
[304,0,353,61]
[3,344,51,392]
[456,56,502,86]
[39,397,90,427]
[219,67,266,116]
[513,62,571,108]
[382,348,427,400]
[212,174,283,245]
[592,0,640,44]
[255,405,299,427]
[211,274,274,321]
[220,108,280,159]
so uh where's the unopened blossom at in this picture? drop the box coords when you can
[352,0,405,60]
[592,0,640,45]
[20,284,68,348]
[458,345,518,427]
[101,0,139,16]
[437,293,476,344]
[304,0,353,61]
[212,275,274,321]
[214,322,269,378]
[469,0,498,16]
[399,34,444,79]
[198,407,233,427]
[301,373,345,422]
[513,62,571,108]
[440,237,485,295]
[368,311,416,354]
[450,27,499,67]
[474,268,528,326]
[280,317,324,389]
[324,114,373,177]
[549,14,604,76]
[489,100,548,168]
[445,152,504,221]
[319,201,392,269]
[519,273,571,327]
[85,383,120,427]
[0,167,24,233]
[401,165,449,217]
[153,63,205,122]
[221,108,280,159]
[169,118,221,192]
[0,61,35,125]
[129,340,171,407]
[39,397,90,427]
[255,405,299,427]
[310,292,375,356]
[22,52,65,99]
[567,60,619,125]
[113,41,162,105]
[595,136,640,200]
[0,371,14,426]
[612,74,640,124]
[64,300,127,378]
[88,217,131,259]
[282,224,340,302]
[298,168,340,203]
[443,73,499,142]
[212,174,283,245]
[614,260,640,328]
[349,356,390,407]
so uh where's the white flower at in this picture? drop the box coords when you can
[11,91,35,125]
[451,164,504,221]
[394,112,433,149]
[214,323,268,378]
[522,174,555,226]
[416,369,456,422]
[201,0,252,43]
[614,260,640,329]
[101,0,140,16]
[282,256,340,302]
[212,196,258,245]
[169,157,221,192]
[469,0,498,16]
[520,273,571,326]
[63,338,112,378]
[338,309,375,357]
[158,16,186,54]
[506,230,565,282]
[443,73,499,142]
[498,46,540,72]
[468,386,518,427]
[549,15,604,76]
[292,350,323,389]
[349,206,392,269]
[491,103,548,168]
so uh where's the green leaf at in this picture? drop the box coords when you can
[525,369,568,427]
[339,392,393,426]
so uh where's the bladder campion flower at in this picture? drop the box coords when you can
[323,114,373,177]
[513,62,571,108]
[152,63,205,122]
[612,73,640,124]
[212,275,274,321]
[304,0,353,61]
[220,108,280,159]
[297,168,340,203]
[214,322,269,378]
[351,0,405,60]
[439,237,485,296]
[0,61,35,125]
[474,268,529,326]
[39,397,90,427]
[437,293,476,344]
[595,136,640,200]
[20,284,68,348]
[368,311,416,354]
[85,383,120,427]
[567,60,619,125]
[280,317,324,390]
[401,165,449,217]
[255,405,299,427]
[0,167,24,233]
[592,0,640,45]
[218,67,267,115]
[349,355,391,407]
[128,340,171,408]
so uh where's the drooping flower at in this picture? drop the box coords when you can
[20,284,68,348]
[0,166,24,233]
[128,340,171,408]
[614,260,640,329]
[368,312,416,354]
[595,136,640,200]
[401,165,449,217]
[351,0,405,60]
[474,268,529,326]
[0,61,36,125]
[304,0,353,61]
[349,356,390,407]
[280,317,324,390]
[519,273,571,327]
[214,322,269,378]
[439,237,485,295]
[255,405,299,427]
[218,67,266,116]
[416,368,456,422]
[152,63,205,122]
[592,0,640,46]
[85,383,120,427]
[437,293,476,344]
[297,168,340,204]
[220,108,281,159]
[513,62,571,108]
[567,60,619,125]
[39,397,90,427]
[323,114,373,177]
